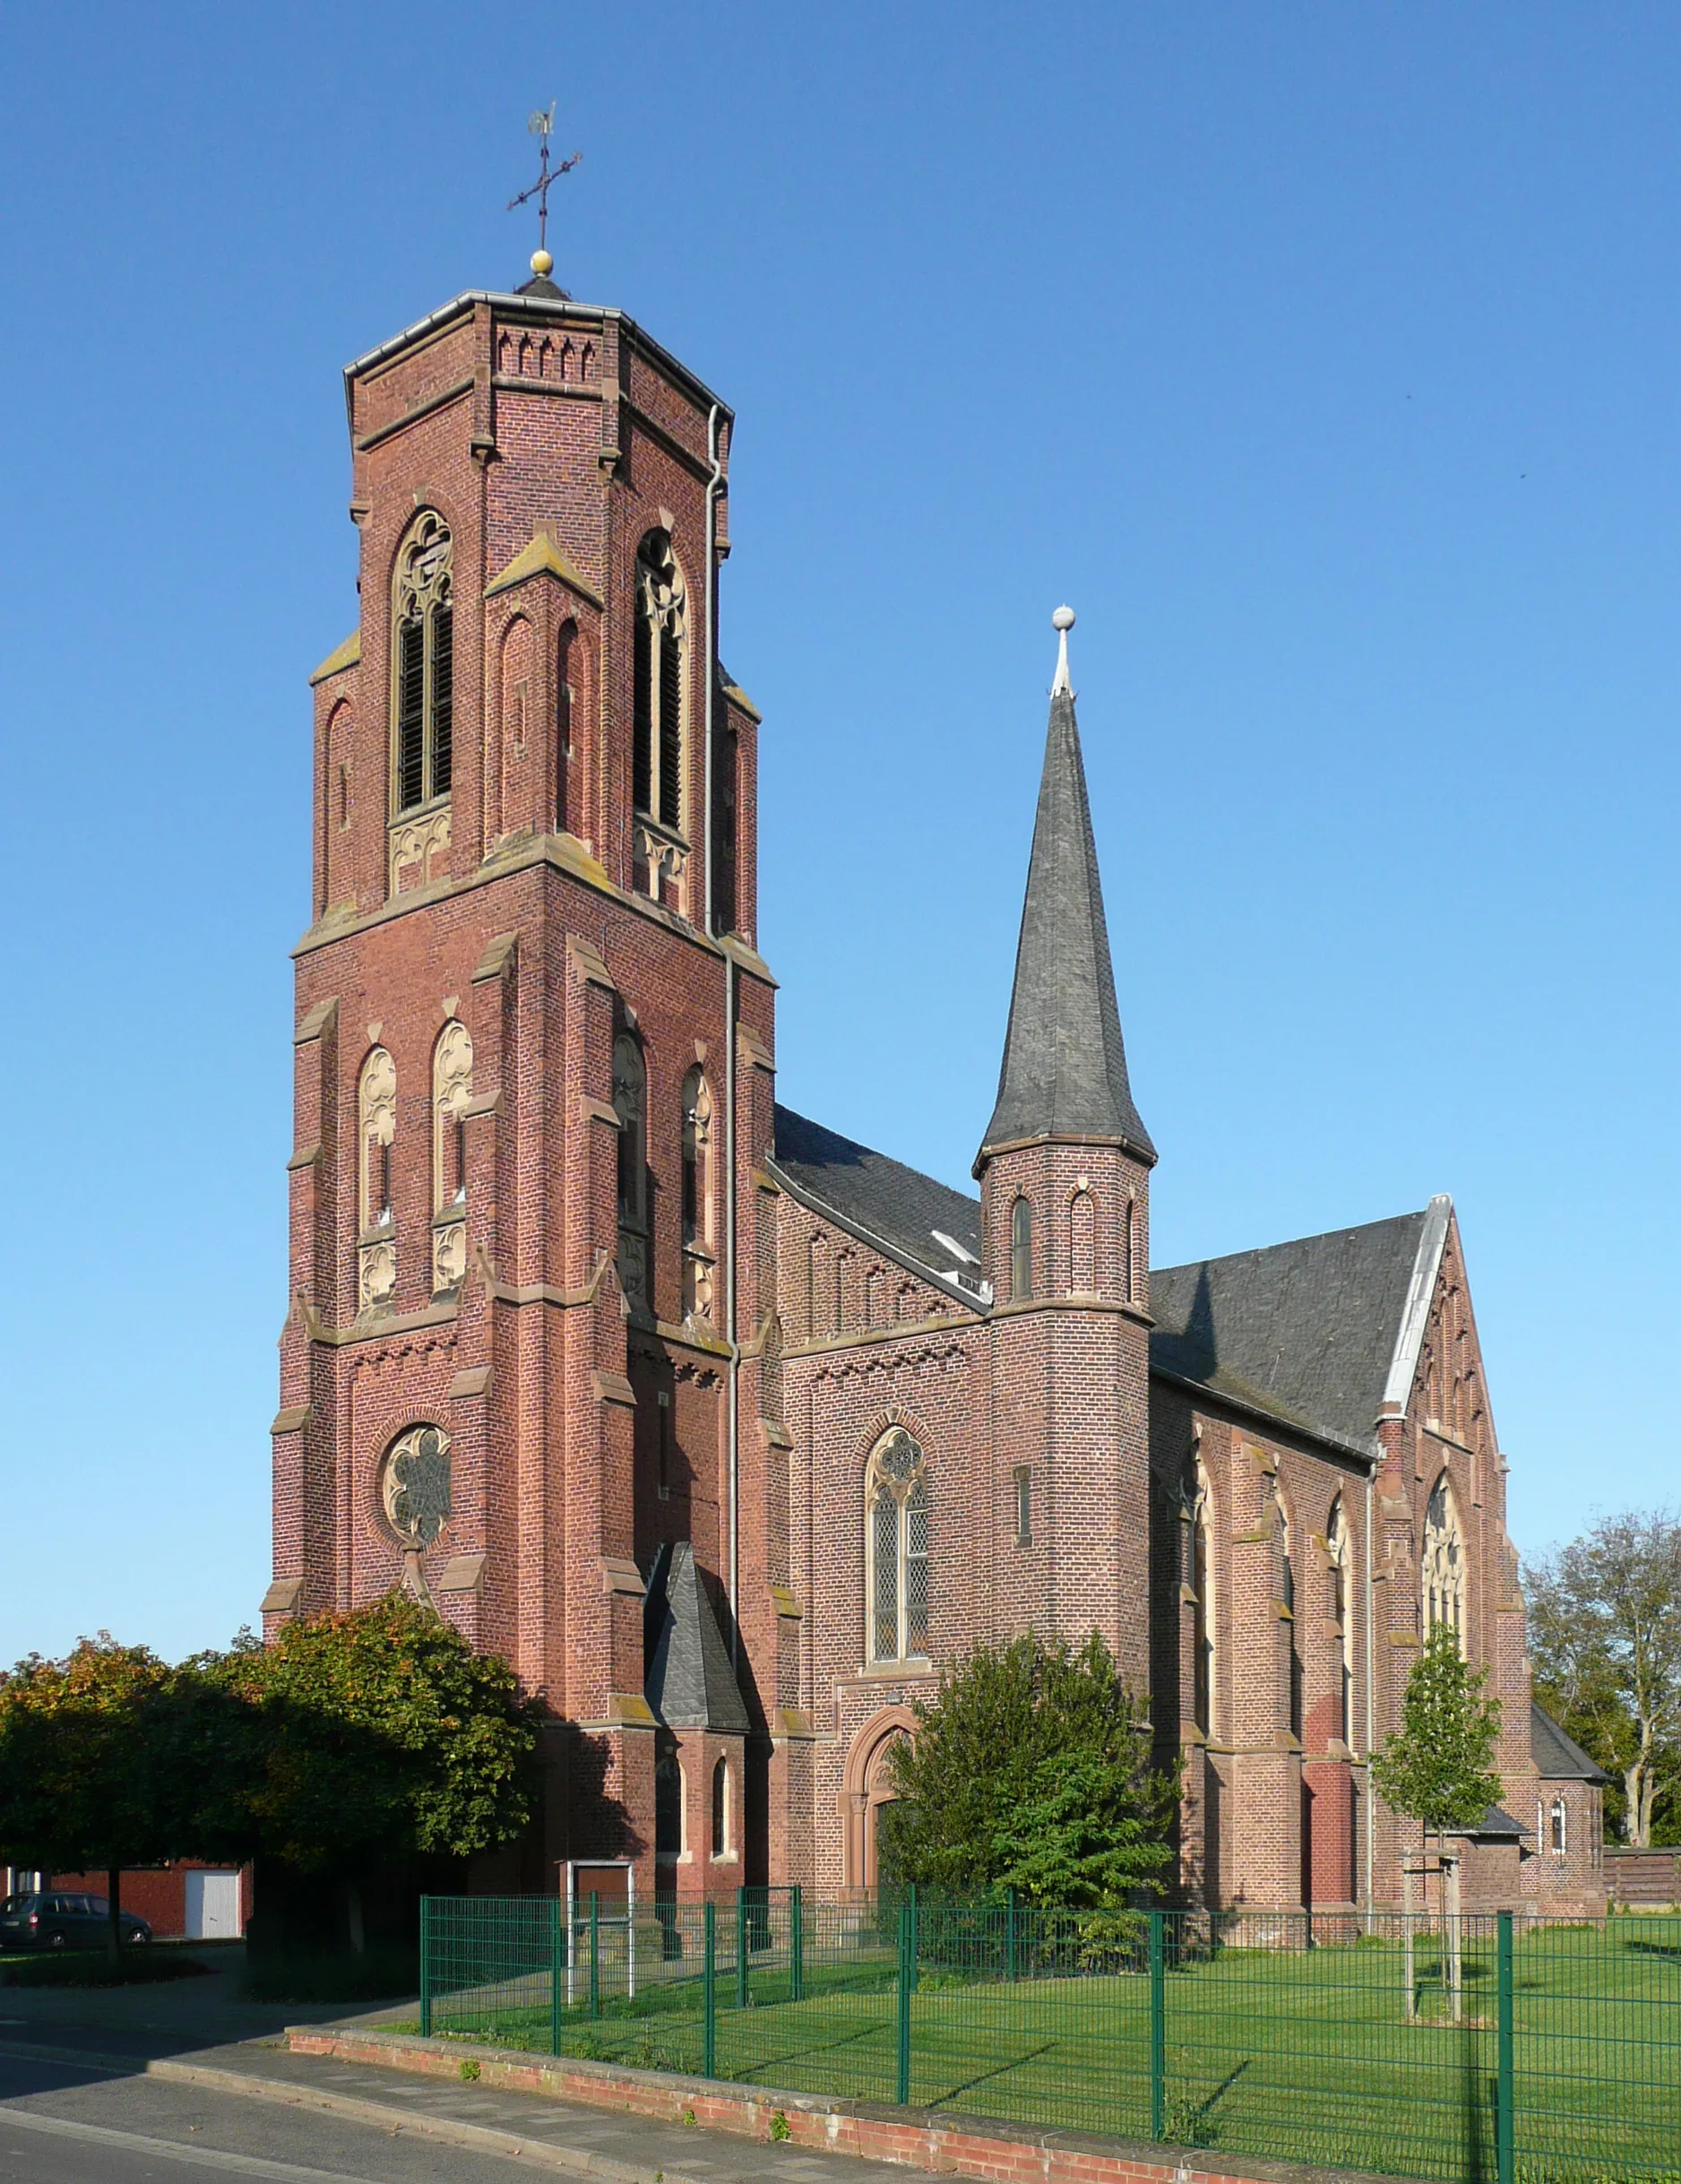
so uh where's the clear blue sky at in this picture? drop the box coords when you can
[0,3,1675,1665]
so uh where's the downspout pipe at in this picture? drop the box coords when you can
[701,404,742,1660]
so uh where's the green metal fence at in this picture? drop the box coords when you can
[418,1896,1681,2184]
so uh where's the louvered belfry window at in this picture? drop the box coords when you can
[392,511,454,814]
[865,1429,931,1664]
[633,529,685,833]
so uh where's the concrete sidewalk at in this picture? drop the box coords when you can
[0,2029,918,2183]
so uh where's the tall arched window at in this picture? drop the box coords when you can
[357,1048,397,1311]
[1069,1189,1095,1293]
[711,1758,731,1857]
[680,1066,714,1321]
[613,1033,649,1316]
[1423,1472,1466,1646]
[1124,1197,1135,1301]
[1187,1461,1215,1737]
[1277,1489,1302,1739]
[866,1429,930,1664]
[1010,1196,1033,1301]
[392,511,453,813]
[1550,1796,1568,1853]
[431,1021,472,1295]
[633,529,686,832]
[1326,1496,1352,1747]
[556,618,578,834]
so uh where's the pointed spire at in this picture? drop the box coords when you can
[978,609,1155,1168]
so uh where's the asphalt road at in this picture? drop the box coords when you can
[0,2048,550,2184]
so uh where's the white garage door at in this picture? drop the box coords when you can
[184,1870,241,1938]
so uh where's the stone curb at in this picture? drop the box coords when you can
[286,2023,1435,2184]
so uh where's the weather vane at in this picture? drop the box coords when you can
[508,103,582,283]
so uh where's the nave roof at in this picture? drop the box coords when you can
[772,1108,1447,1461]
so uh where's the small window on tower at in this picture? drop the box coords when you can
[1011,1197,1033,1301]
[1013,1466,1032,1547]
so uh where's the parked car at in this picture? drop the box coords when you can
[0,1892,152,1950]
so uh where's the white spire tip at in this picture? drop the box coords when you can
[1050,604,1074,694]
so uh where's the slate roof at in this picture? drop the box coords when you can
[642,1541,749,1734]
[1148,1212,1434,1458]
[980,686,1154,1165]
[770,1105,985,1295]
[1468,1803,1530,1843]
[1530,1702,1609,1784]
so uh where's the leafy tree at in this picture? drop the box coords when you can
[1372,1622,1504,1844]
[1526,1511,1681,1847]
[230,1595,540,1890]
[0,1599,544,1957]
[878,1631,1177,1907]
[0,1636,177,1958]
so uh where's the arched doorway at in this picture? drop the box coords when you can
[840,1708,917,1895]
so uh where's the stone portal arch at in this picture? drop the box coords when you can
[840,1706,918,1895]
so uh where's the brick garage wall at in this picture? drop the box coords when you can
[48,1863,248,1938]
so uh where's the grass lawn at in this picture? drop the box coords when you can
[422,1918,1681,2184]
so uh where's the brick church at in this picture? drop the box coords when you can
[264,250,1605,1919]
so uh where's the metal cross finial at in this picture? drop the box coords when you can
[508,103,582,276]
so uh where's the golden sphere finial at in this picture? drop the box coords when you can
[530,247,554,278]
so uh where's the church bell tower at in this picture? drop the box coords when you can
[266,238,779,1897]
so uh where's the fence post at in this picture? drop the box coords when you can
[418,1897,432,2040]
[1496,1911,1514,2184]
[703,1903,716,2078]
[1005,1886,1017,1982]
[736,1887,748,2009]
[790,1884,805,2002]
[896,1903,913,2105]
[1149,1910,1166,2142]
[589,1892,599,2020]
[550,1897,564,2058]
[908,1882,919,1995]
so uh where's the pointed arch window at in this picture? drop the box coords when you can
[1550,1796,1568,1853]
[1186,1461,1215,1737]
[866,1429,930,1664]
[680,1066,715,1321]
[613,1032,649,1316]
[392,511,453,813]
[1423,1472,1466,1647]
[357,1047,398,1312]
[431,1021,472,1295]
[1010,1197,1033,1302]
[1277,1489,1302,1739]
[1327,1496,1352,1747]
[1069,1189,1095,1293]
[633,529,686,833]
[711,1758,732,1858]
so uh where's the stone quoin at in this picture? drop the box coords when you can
[266,254,1604,1916]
